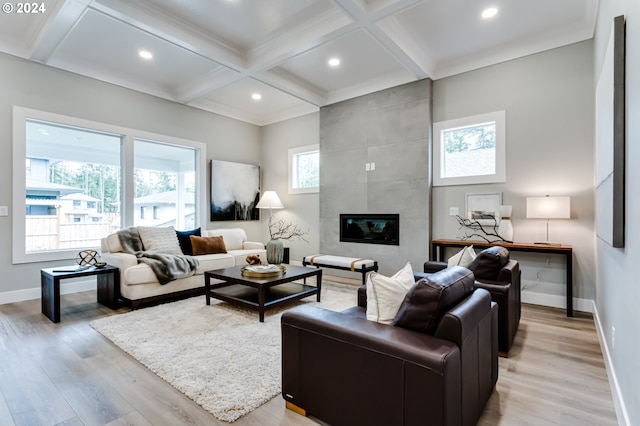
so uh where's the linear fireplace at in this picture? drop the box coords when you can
[340,214,399,245]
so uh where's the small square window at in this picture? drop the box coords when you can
[433,111,506,186]
[288,144,319,194]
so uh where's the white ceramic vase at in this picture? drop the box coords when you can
[498,205,513,241]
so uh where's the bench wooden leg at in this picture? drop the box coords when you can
[285,401,306,416]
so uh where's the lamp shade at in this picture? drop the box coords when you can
[256,191,284,209]
[526,196,570,219]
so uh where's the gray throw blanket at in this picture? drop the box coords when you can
[117,228,199,285]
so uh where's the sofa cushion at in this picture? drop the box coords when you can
[366,261,415,324]
[194,253,236,274]
[448,245,476,268]
[137,226,182,255]
[470,246,509,280]
[206,228,246,250]
[176,228,201,255]
[393,266,475,334]
[190,235,228,255]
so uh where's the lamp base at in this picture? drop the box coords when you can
[533,241,562,246]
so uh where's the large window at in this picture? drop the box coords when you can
[288,144,319,194]
[133,139,196,229]
[433,111,506,186]
[13,107,206,264]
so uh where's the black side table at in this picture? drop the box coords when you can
[41,265,120,323]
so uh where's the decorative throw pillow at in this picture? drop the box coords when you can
[190,235,228,255]
[175,228,201,255]
[138,226,182,255]
[447,245,476,268]
[366,261,415,324]
[393,265,475,335]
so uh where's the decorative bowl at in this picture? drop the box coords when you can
[241,265,286,278]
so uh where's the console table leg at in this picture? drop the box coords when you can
[566,253,574,317]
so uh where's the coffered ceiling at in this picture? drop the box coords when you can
[0,0,598,125]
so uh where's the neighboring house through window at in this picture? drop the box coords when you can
[12,106,206,264]
[433,111,506,186]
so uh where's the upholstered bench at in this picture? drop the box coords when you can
[302,254,378,285]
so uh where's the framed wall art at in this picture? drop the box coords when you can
[465,192,502,226]
[595,15,625,248]
[210,160,260,221]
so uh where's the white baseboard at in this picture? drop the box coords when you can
[592,301,630,426]
[0,278,96,305]
[521,290,592,313]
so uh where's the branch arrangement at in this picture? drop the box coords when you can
[455,215,512,243]
[268,215,309,242]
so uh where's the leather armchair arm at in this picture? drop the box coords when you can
[283,305,459,367]
[424,260,448,273]
[435,288,492,347]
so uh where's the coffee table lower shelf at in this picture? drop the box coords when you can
[204,265,322,322]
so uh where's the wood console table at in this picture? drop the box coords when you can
[431,239,574,317]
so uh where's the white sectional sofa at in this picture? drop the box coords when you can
[101,227,266,308]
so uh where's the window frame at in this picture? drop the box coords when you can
[12,106,207,264]
[288,144,319,194]
[432,110,506,186]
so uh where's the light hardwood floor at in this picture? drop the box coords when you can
[0,287,617,425]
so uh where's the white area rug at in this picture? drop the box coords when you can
[90,281,356,422]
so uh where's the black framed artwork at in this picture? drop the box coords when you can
[210,160,260,221]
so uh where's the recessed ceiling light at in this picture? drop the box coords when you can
[139,50,153,60]
[481,7,498,18]
[328,58,340,67]
[251,93,262,100]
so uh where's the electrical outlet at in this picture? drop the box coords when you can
[612,326,616,350]
[449,207,459,216]
[365,163,371,171]
[0,206,8,216]
[370,162,375,171]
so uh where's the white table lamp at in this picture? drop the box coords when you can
[256,191,285,263]
[526,195,570,245]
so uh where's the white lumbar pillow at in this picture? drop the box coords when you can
[366,261,415,324]
[447,245,476,268]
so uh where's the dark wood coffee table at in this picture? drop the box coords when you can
[204,265,322,322]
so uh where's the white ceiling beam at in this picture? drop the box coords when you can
[29,0,94,63]
[256,68,328,107]
[91,0,246,71]
[173,67,242,104]
[331,0,428,78]
[247,8,354,72]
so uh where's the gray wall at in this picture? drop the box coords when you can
[594,0,639,424]
[0,52,261,296]
[260,112,320,262]
[432,41,596,309]
[319,79,432,276]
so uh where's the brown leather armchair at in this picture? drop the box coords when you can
[282,266,498,426]
[423,246,521,355]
